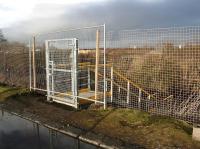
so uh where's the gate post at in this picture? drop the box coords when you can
[73,38,79,109]
[103,23,106,109]
[110,66,113,103]
[32,36,36,90]
[45,40,50,102]
[29,39,32,91]
[95,30,100,103]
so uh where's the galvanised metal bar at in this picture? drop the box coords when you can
[73,38,78,109]
[35,25,105,37]
[110,66,113,103]
[29,39,32,91]
[45,40,51,102]
[103,23,106,110]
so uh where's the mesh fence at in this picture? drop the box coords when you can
[0,42,29,87]
[0,26,200,124]
[32,25,106,106]
[106,26,200,124]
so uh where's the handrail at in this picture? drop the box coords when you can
[89,68,150,98]
[112,81,139,98]
[81,64,157,100]
[88,69,139,98]
[79,63,112,68]
[112,70,153,97]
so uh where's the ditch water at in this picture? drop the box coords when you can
[0,109,100,149]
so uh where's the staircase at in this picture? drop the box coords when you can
[178,92,200,115]
[106,68,157,109]
[77,63,158,109]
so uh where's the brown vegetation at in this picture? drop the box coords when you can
[0,42,29,87]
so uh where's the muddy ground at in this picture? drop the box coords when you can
[0,85,200,149]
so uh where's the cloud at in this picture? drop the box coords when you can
[2,0,200,42]
[0,0,105,28]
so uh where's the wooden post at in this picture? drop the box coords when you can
[32,36,36,90]
[95,30,100,102]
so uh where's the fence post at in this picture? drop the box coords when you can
[170,95,173,116]
[127,81,130,104]
[32,36,36,90]
[51,61,54,96]
[87,67,91,90]
[147,95,150,112]
[106,80,108,92]
[138,88,142,109]
[45,40,50,102]
[29,39,32,91]
[103,23,106,109]
[110,66,113,103]
[73,38,78,109]
[3,51,6,81]
[95,30,100,103]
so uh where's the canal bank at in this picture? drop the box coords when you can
[0,85,200,149]
[0,110,104,149]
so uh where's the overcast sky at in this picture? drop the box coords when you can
[1,0,200,41]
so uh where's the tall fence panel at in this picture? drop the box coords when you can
[0,42,29,87]
[0,26,200,124]
[106,26,200,124]
[31,25,107,108]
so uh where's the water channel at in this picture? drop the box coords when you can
[0,109,101,149]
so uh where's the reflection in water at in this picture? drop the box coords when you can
[0,109,98,149]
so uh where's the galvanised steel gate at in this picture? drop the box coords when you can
[45,38,78,108]
[30,25,106,109]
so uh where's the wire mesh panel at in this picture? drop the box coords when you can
[0,42,29,87]
[106,26,200,124]
[45,39,78,108]
[32,25,106,108]
[1,25,200,124]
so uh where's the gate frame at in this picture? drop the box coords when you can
[45,38,78,108]
[29,24,107,109]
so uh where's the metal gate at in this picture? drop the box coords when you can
[31,24,106,109]
[45,38,78,108]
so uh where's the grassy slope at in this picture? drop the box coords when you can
[0,85,27,101]
[94,109,200,148]
[0,85,200,148]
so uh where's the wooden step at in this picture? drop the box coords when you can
[53,88,111,106]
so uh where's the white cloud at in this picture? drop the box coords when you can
[0,0,106,28]
[0,0,35,27]
[3,0,200,42]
